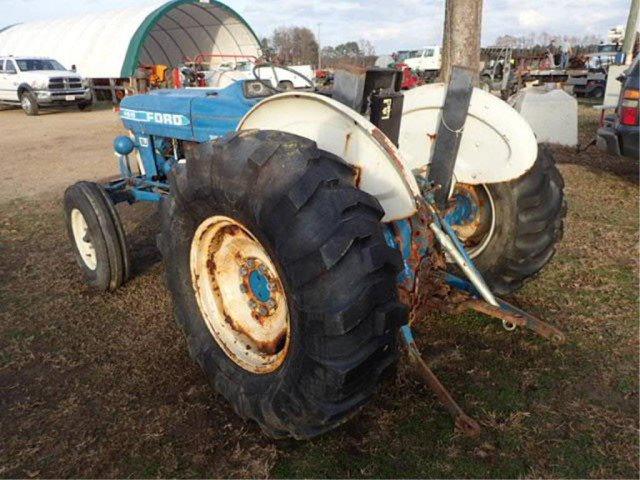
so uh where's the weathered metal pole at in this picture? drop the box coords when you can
[317,22,322,70]
[622,0,639,65]
[439,0,484,84]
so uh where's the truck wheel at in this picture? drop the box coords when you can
[64,181,130,291]
[448,147,566,295]
[78,92,93,111]
[20,91,39,116]
[158,130,406,439]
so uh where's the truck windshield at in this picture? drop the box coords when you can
[16,59,66,71]
[397,50,420,61]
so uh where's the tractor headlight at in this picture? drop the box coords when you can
[242,80,271,99]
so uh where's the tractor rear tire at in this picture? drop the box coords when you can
[64,181,130,291]
[158,130,407,439]
[469,146,566,295]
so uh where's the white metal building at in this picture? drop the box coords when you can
[0,0,261,79]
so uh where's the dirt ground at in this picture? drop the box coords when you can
[0,105,125,202]
[0,103,638,478]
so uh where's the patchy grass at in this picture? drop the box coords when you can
[0,106,638,478]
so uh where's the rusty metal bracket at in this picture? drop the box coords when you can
[458,298,567,345]
[444,272,567,344]
[400,325,481,437]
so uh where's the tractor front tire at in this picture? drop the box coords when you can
[158,130,406,439]
[468,147,566,295]
[64,181,130,291]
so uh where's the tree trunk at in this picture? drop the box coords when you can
[439,0,484,85]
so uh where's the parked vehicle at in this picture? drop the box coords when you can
[179,54,315,91]
[402,46,441,79]
[597,57,639,159]
[0,56,92,115]
[568,71,607,99]
[479,47,519,99]
[63,62,566,439]
[586,43,622,70]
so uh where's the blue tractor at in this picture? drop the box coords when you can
[64,65,566,438]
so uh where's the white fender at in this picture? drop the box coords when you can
[237,92,420,222]
[399,84,538,184]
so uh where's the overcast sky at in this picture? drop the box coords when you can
[0,0,633,53]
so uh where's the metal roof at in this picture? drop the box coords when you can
[0,0,261,78]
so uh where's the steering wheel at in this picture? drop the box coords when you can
[252,63,314,93]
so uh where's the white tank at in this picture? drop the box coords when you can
[509,88,578,147]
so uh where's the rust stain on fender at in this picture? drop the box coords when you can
[371,127,418,198]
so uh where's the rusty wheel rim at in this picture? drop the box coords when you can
[449,183,496,258]
[190,216,290,374]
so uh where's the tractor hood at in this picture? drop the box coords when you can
[120,82,259,142]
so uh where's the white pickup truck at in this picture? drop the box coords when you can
[402,46,442,78]
[0,56,92,115]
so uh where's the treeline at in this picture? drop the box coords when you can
[320,40,376,68]
[262,27,319,66]
[494,32,605,49]
[262,26,376,68]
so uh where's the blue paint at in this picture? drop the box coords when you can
[445,272,533,321]
[136,135,161,179]
[385,219,431,292]
[113,135,135,155]
[385,221,414,287]
[131,189,162,203]
[439,216,483,277]
[191,82,260,142]
[249,269,271,302]
[383,225,398,250]
[395,219,415,285]
[444,272,478,296]
[400,324,415,345]
[120,91,196,140]
[119,82,258,142]
[104,81,261,207]
[444,192,477,226]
